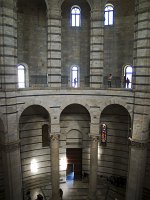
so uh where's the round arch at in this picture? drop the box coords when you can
[58,0,92,9]
[100,99,133,120]
[60,102,91,118]
[98,103,131,193]
[17,102,51,124]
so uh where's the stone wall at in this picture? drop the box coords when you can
[17,0,47,83]
[104,0,134,80]
[61,0,91,87]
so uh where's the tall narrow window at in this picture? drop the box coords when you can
[104,4,114,25]
[18,65,25,88]
[42,124,49,147]
[124,65,133,89]
[71,66,79,88]
[71,6,81,27]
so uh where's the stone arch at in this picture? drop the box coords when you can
[17,101,51,124]
[58,0,92,9]
[98,103,131,196]
[100,99,133,120]
[19,104,51,199]
[60,103,91,180]
[60,102,91,120]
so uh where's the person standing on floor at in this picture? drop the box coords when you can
[59,188,63,200]
[74,78,77,87]
[108,74,112,88]
[126,77,130,88]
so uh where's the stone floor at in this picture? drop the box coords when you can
[60,180,89,200]
[59,178,125,200]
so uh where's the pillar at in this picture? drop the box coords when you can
[133,0,150,90]
[50,115,61,199]
[126,138,148,200]
[90,0,105,88]
[88,135,99,200]
[0,0,17,90]
[126,114,149,200]
[47,2,61,88]
[88,120,100,200]
[1,140,22,200]
[50,133,60,200]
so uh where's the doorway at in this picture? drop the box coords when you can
[66,148,82,181]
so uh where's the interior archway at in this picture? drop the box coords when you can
[19,105,50,200]
[98,104,131,199]
[60,104,91,182]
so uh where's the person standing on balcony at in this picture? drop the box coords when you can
[108,74,112,88]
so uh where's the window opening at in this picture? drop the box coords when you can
[124,65,133,89]
[18,65,25,88]
[104,4,114,26]
[71,66,78,88]
[42,124,49,147]
[71,6,81,27]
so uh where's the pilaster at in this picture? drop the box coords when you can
[133,0,150,90]
[0,0,17,90]
[47,6,62,88]
[90,1,104,88]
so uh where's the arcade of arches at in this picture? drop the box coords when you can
[0,0,150,200]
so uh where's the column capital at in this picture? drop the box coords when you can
[0,139,20,152]
[50,133,60,141]
[128,137,150,149]
[89,134,100,142]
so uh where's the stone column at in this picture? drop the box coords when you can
[126,114,149,200]
[50,133,60,199]
[47,5,61,88]
[1,140,22,200]
[50,113,60,200]
[88,135,99,200]
[126,138,148,200]
[90,0,105,88]
[0,0,17,90]
[133,0,150,90]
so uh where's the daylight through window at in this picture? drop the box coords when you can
[71,6,81,27]
[18,65,25,88]
[104,4,114,25]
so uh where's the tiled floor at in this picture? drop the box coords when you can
[60,180,89,200]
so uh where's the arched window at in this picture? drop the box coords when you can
[18,65,25,88]
[71,65,79,88]
[71,6,81,27]
[17,63,29,88]
[42,124,49,147]
[124,65,133,89]
[104,4,114,25]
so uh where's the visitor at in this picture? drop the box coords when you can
[74,78,77,87]
[126,77,130,88]
[108,74,112,87]
[59,188,63,200]
[26,190,31,200]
